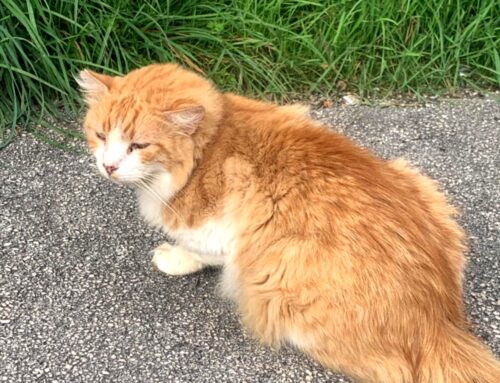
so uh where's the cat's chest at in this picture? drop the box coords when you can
[137,187,234,264]
[167,219,234,265]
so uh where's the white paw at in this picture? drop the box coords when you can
[151,243,205,276]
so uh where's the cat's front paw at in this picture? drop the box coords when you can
[151,243,205,276]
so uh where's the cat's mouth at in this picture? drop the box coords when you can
[95,163,141,185]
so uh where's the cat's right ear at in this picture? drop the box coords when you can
[75,70,114,105]
[164,106,205,135]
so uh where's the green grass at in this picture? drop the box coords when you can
[1,0,499,147]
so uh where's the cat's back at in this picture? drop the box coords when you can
[219,94,465,268]
[221,93,384,183]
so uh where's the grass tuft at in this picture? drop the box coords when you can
[1,0,499,146]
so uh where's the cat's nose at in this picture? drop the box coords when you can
[104,164,118,176]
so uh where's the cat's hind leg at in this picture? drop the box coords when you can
[152,242,205,276]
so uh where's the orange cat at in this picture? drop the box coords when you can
[77,63,499,383]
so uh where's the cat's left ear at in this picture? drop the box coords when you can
[75,69,114,105]
[165,106,205,135]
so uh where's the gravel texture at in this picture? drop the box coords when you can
[1,98,499,382]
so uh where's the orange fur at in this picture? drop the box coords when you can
[78,63,500,383]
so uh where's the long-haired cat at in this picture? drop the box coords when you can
[77,63,499,383]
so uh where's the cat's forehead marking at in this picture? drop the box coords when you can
[102,119,124,139]
[103,127,129,165]
[108,126,123,142]
[111,120,123,134]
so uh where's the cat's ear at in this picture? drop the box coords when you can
[165,106,205,135]
[75,69,114,105]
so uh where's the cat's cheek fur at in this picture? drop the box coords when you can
[113,152,143,182]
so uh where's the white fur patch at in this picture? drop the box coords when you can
[103,128,127,167]
[170,218,241,300]
[168,216,242,300]
[167,216,235,266]
[137,172,175,229]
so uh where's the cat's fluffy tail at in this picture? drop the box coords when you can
[417,324,500,383]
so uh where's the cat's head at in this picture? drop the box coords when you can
[76,63,222,194]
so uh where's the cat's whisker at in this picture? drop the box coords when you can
[141,184,183,224]
[137,179,184,223]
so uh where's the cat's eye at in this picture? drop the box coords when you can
[128,142,150,153]
[96,132,106,141]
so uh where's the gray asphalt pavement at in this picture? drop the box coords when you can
[1,98,499,382]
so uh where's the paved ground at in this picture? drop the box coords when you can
[1,98,499,383]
